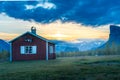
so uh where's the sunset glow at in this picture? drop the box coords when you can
[0,14,109,41]
[0,3,110,42]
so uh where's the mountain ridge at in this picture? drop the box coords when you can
[0,39,10,53]
[50,39,106,53]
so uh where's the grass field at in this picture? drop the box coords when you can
[0,55,120,80]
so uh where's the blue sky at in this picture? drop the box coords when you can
[0,0,119,41]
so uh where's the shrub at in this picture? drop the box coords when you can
[0,50,9,61]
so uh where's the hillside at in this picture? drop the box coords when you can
[0,39,10,53]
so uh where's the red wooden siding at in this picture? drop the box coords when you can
[12,33,47,61]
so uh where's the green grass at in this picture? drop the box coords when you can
[0,55,120,80]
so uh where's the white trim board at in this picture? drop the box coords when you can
[46,41,48,60]
[9,43,12,62]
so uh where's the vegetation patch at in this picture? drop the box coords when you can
[0,55,120,80]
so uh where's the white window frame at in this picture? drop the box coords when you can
[20,46,37,54]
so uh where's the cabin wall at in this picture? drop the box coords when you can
[48,43,56,59]
[12,33,46,61]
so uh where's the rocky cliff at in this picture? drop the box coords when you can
[100,25,120,48]
[107,25,120,44]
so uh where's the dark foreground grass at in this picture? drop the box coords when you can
[0,55,120,80]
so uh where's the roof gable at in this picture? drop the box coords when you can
[9,32,54,44]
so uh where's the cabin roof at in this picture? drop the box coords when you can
[9,31,55,44]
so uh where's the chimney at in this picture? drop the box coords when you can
[31,26,36,34]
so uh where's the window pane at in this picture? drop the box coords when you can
[25,46,29,53]
[29,46,32,53]
[50,46,53,54]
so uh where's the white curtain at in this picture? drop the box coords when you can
[20,46,25,54]
[32,46,37,54]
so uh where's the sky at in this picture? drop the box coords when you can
[0,0,119,41]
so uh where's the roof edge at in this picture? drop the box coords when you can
[9,31,55,44]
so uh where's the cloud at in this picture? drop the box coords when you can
[0,32,18,40]
[0,0,120,26]
[25,2,56,10]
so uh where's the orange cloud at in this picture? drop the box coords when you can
[0,17,109,41]
[34,21,109,41]
[0,32,18,41]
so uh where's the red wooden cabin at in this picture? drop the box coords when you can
[9,27,56,61]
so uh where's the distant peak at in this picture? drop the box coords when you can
[110,25,120,34]
[108,25,120,44]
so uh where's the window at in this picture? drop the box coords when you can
[20,46,37,54]
[25,46,32,53]
[49,46,53,54]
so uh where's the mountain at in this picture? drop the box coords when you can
[51,39,106,53]
[101,25,120,48]
[107,25,120,44]
[0,39,10,53]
